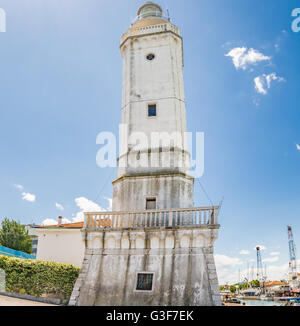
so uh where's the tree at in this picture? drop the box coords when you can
[229,285,237,293]
[250,280,260,288]
[0,218,32,254]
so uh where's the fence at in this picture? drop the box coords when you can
[84,206,220,231]
[0,245,36,260]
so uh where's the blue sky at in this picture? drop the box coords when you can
[0,0,299,283]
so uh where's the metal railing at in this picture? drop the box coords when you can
[120,22,181,46]
[84,206,220,231]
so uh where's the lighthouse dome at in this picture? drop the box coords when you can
[138,2,163,19]
[132,2,168,28]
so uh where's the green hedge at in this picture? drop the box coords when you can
[0,255,80,300]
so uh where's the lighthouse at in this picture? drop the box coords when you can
[113,2,194,212]
[70,2,221,306]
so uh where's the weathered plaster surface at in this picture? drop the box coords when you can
[69,228,221,306]
[70,6,222,307]
[112,174,194,211]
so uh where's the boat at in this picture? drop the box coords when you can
[244,296,260,300]
[284,299,300,306]
[275,297,297,302]
[242,289,259,300]
[225,298,242,304]
[260,295,274,301]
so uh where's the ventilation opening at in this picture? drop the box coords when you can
[136,273,154,291]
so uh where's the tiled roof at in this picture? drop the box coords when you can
[265,281,287,287]
[35,218,111,229]
[35,222,84,229]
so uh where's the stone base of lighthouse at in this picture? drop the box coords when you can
[69,227,221,306]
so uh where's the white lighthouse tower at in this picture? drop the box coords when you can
[113,2,193,212]
[70,2,221,306]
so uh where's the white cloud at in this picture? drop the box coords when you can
[215,254,245,284]
[225,47,271,70]
[41,197,110,226]
[22,192,36,202]
[215,255,243,268]
[14,184,24,191]
[266,263,288,281]
[217,259,291,284]
[254,245,267,251]
[73,197,106,222]
[270,252,280,256]
[254,73,285,95]
[266,260,300,281]
[266,73,285,87]
[225,262,288,284]
[104,197,112,211]
[55,202,64,211]
[41,217,71,226]
[263,256,279,263]
[215,253,300,284]
[14,184,36,203]
[215,254,243,284]
[41,219,58,226]
[254,76,267,95]
[239,250,250,255]
[296,144,300,151]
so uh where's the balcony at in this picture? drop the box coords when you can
[120,22,181,47]
[84,206,220,232]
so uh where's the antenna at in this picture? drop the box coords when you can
[251,264,254,282]
[265,264,267,281]
[256,246,263,281]
[167,8,170,21]
[219,197,224,209]
[247,261,250,282]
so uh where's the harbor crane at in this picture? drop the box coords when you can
[256,246,267,293]
[256,247,263,281]
[287,226,298,288]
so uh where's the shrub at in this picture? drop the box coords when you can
[0,255,79,300]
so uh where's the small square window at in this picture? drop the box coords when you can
[136,273,154,291]
[148,104,157,117]
[146,198,156,210]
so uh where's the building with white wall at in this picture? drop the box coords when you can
[35,219,85,268]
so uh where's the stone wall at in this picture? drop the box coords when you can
[69,227,221,306]
[112,174,194,211]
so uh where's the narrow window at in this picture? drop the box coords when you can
[146,198,156,210]
[136,273,154,291]
[148,104,157,117]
